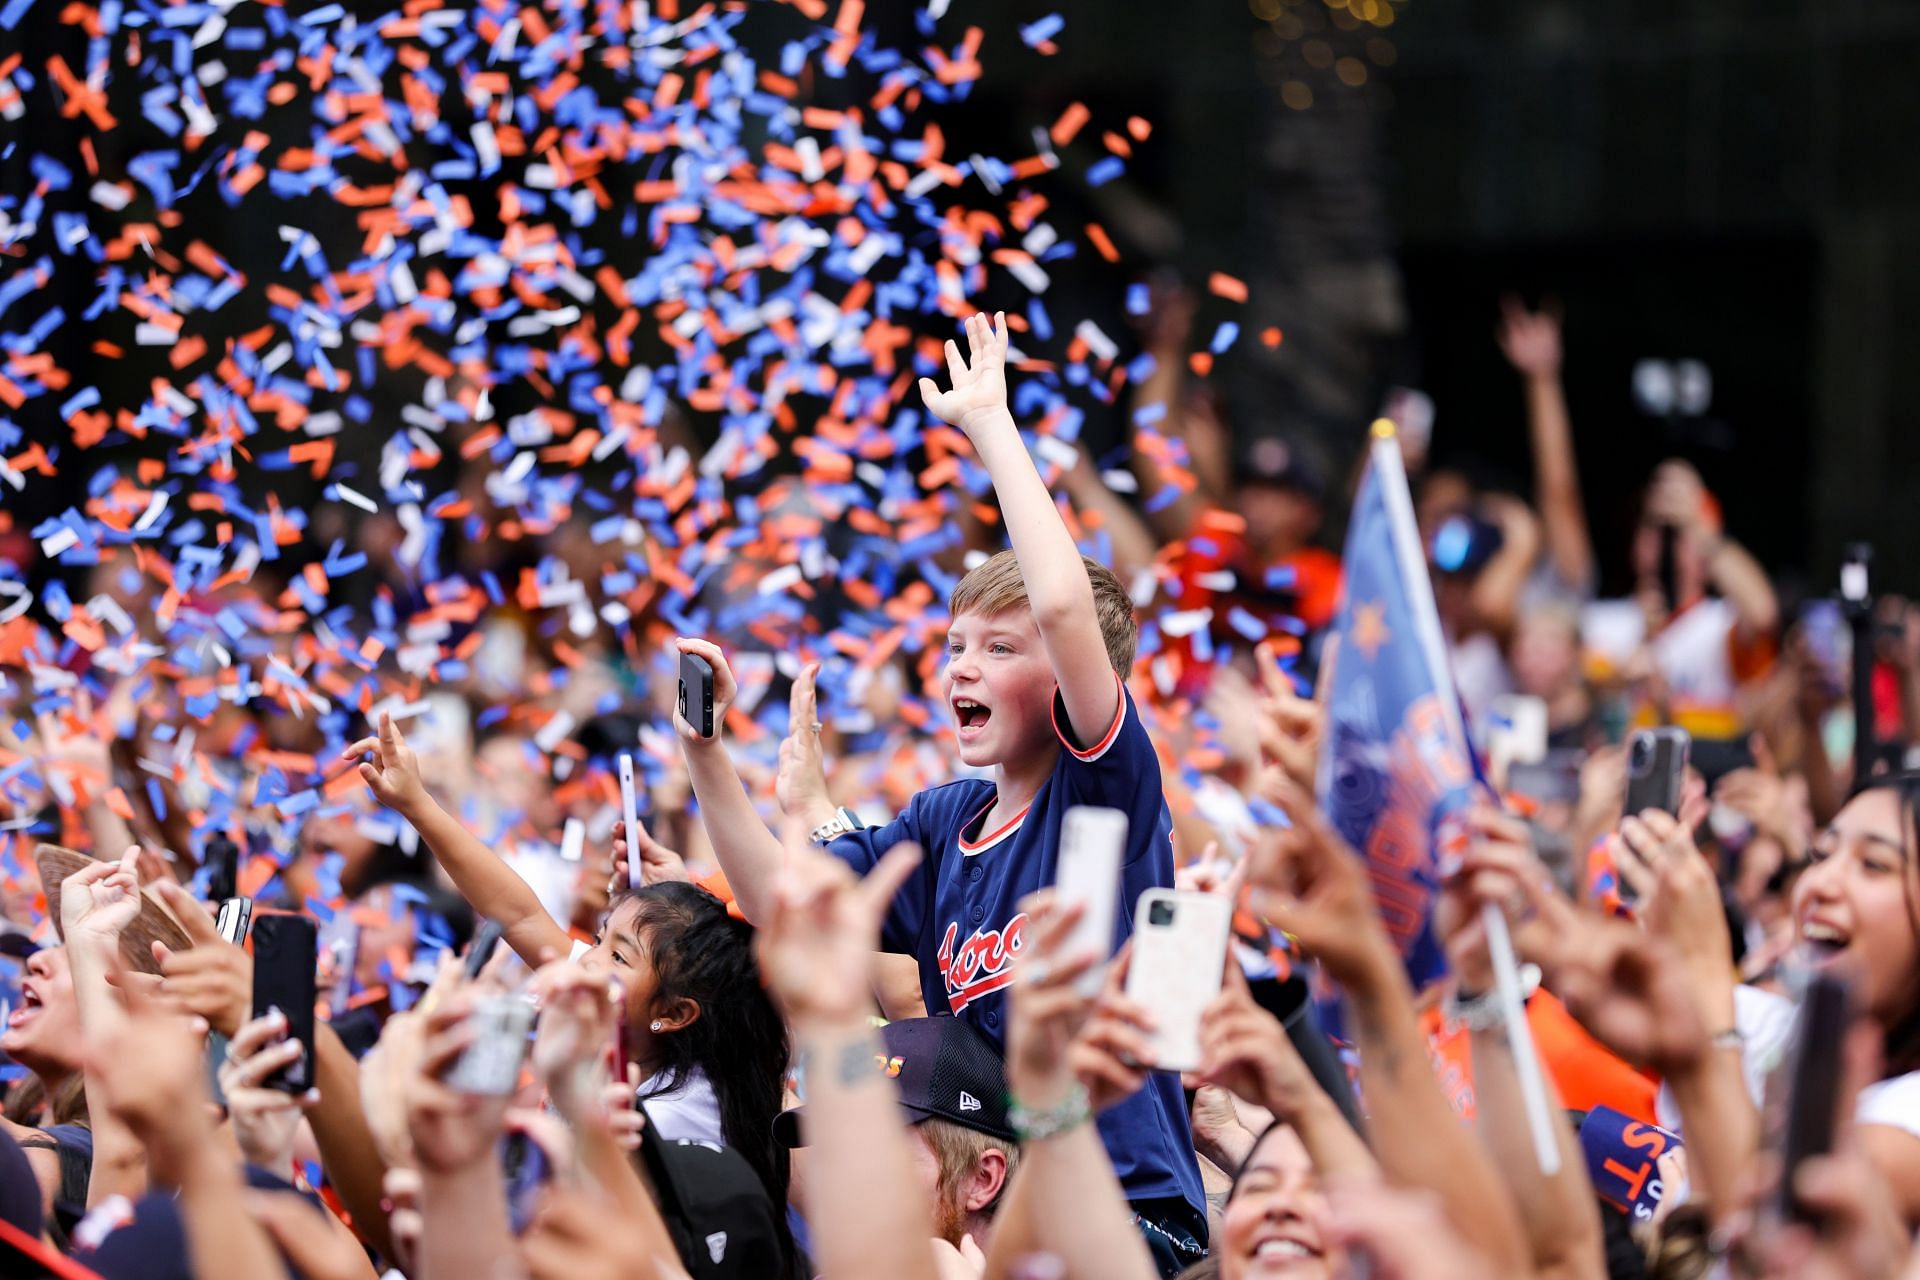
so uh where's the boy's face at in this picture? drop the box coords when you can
[944,608,1061,770]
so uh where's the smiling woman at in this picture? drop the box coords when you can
[1790,774,1920,1225]
[1177,1123,1339,1280]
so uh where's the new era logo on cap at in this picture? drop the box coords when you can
[774,1017,1017,1148]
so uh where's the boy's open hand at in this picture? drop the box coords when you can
[918,311,1010,437]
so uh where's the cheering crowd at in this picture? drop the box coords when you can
[0,295,1917,1280]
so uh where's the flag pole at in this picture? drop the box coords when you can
[1366,421,1563,1176]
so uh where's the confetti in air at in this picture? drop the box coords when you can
[0,0,1278,977]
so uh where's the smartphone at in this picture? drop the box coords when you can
[1125,889,1234,1073]
[204,835,241,904]
[1776,971,1851,1226]
[318,913,360,1019]
[1656,524,1680,613]
[249,914,318,1094]
[502,1130,553,1235]
[1052,807,1127,996]
[443,994,536,1096]
[1623,727,1689,820]
[1800,599,1850,696]
[1507,749,1584,806]
[619,752,643,890]
[1488,694,1549,791]
[678,651,715,738]
[466,919,506,980]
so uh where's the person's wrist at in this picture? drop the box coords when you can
[1008,1062,1076,1112]
[798,798,840,831]
[1325,926,1399,993]
[958,406,1016,441]
[791,1007,872,1042]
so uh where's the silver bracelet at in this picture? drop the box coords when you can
[1444,964,1542,1033]
[1008,1084,1092,1142]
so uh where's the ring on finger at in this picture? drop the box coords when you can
[1025,958,1053,987]
[809,721,823,734]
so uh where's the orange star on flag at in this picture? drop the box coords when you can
[1351,600,1390,660]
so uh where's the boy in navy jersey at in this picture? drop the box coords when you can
[670,312,1205,1274]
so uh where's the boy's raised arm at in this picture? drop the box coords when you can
[920,312,1120,746]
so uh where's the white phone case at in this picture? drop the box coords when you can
[619,753,642,889]
[1053,807,1127,995]
[1125,889,1233,1073]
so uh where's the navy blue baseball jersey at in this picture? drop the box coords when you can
[826,675,1204,1215]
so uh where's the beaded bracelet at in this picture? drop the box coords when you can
[1008,1084,1092,1142]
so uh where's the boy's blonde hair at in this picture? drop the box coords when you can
[948,549,1137,674]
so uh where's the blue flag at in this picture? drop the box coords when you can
[1316,429,1477,990]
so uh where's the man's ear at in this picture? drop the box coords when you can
[966,1146,1010,1214]
[651,996,701,1034]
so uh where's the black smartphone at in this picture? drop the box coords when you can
[503,1130,553,1235]
[1624,727,1689,820]
[249,914,318,1094]
[465,919,506,980]
[678,651,715,738]
[1656,523,1681,613]
[205,835,241,904]
[1777,971,1851,1226]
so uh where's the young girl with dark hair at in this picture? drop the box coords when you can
[582,881,791,1211]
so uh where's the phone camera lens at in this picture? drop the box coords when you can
[1629,738,1651,769]
[1148,899,1177,927]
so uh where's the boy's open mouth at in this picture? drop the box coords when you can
[954,697,991,730]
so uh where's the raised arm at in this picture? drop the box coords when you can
[983,894,1160,1280]
[1646,461,1778,637]
[1498,296,1593,590]
[1440,807,1604,1280]
[671,637,789,925]
[87,966,291,1280]
[1251,784,1532,1276]
[346,711,571,966]
[1197,959,1376,1182]
[755,815,934,1280]
[920,311,1119,745]
[308,1022,399,1263]
[58,851,156,1207]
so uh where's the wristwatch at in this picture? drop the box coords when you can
[809,807,864,845]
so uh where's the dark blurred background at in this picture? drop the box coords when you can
[965,0,1920,596]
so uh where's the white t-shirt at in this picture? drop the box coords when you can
[1658,985,1920,1138]
[563,938,728,1148]
[638,1064,726,1147]
[1858,1072,1920,1139]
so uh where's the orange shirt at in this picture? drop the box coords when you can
[1422,989,1660,1126]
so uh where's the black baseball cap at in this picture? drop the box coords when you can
[774,1017,1015,1148]
[1234,435,1326,500]
[637,1109,789,1280]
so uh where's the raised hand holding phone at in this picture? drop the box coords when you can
[1123,889,1231,1074]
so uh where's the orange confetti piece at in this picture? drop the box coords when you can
[1085,223,1119,263]
[1049,102,1089,146]
[1208,272,1249,303]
